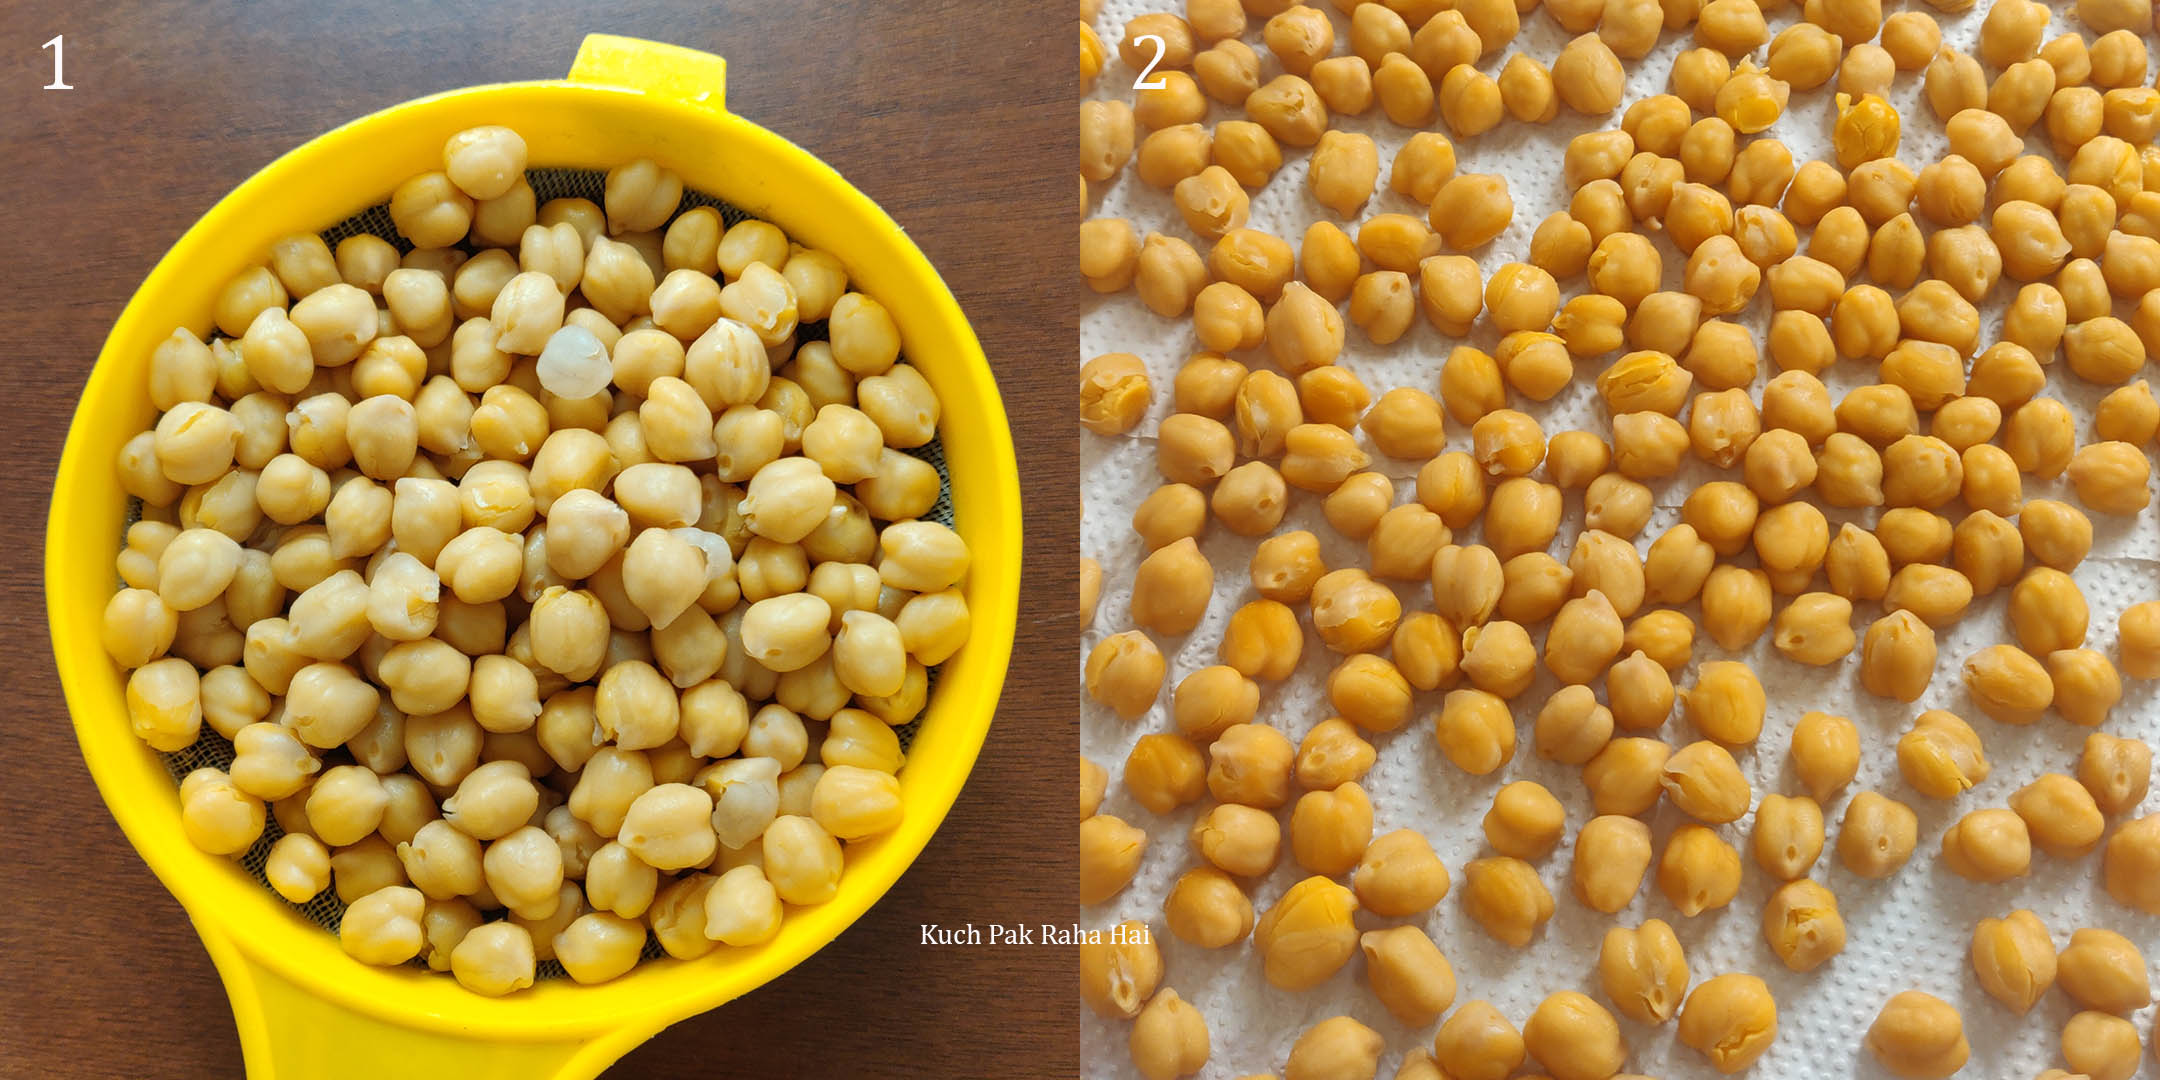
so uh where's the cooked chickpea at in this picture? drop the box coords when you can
[1866,991,1969,1079]
[1677,973,1778,1072]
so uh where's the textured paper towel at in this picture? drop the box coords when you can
[1082,1,2160,1077]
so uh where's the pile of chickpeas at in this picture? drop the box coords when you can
[1078,0,2160,1075]
[105,123,972,994]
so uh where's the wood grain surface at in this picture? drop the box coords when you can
[0,2,1076,1076]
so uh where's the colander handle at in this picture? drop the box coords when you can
[206,929,632,1080]
[568,33,728,112]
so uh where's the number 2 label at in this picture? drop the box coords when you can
[1131,33,1166,91]
[44,34,72,90]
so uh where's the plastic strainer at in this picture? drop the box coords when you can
[43,34,1020,1079]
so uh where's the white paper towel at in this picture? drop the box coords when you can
[1083,1,2160,1077]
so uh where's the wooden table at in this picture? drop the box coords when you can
[0,3,1075,1075]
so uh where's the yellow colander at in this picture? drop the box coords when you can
[43,33,1019,1079]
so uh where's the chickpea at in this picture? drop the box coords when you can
[1677,974,1778,1073]
[1129,988,1210,1080]
[2057,927,2153,1012]
[1477,780,1563,861]
[2095,380,2159,445]
[2119,602,2160,679]
[1173,354,1246,420]
[1519,992,1627,1080]
[174,766,263,855]
[1939,807,2033,882]
[1194,38,1260,105]
[1581,736,1677,820]
[1965,909,2061,1016]
[1767,24,1839,90]
[2072,737,2149,823]
[1783,711,1858,804]
[1246,74,1330,148]
[1585,922,1688,1033]
[1857,609,1935,702]
[1077,918,1161,1020]
[1534,685,1614,765]
[1653,823,1739,917]
[1666,47,1731,113]
[1155,413,1234,486]
[2049,648,2123,728]
[1079,219,1139,293]
[2061,1011,2141,1080]
[2102,815,2160,914]
[1866,991,1969,1079]
[263,832,331,904]
[1461,857,1553,948]
[1353,828,1448,917]
[1498,54,1557,123]
[1253,875,1359,989]
[1696,0,1766,54]
[1762,878,1845,972]
[1658,740,1749,824]
[1084,630,1165,717]
[1080,100,1136,183]
[1079,813,1148,905]
[2007,773,2106,859]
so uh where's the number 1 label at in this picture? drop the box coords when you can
[44,35,73,90]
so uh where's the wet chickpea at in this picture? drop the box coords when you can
[1589,923,1690,1039]
[1859,609,1937,702]
[1080,100,1136,184]
[1534,685,1614,765]
[1661,739,1751,824]
[2008,566,2089,656]
[1791,711,1860,802]
[1948,510,2022,598]
[1896,709,1989,799]
[2006,772,2107,859]
[1961,642,2054,725]
[1607,411,1687,480]
[1478,780,1563,861]
[1080,814,1149,905]
[1751,793,1825,881]
[1321,475,1391,544]
[1252,874,1360,991]
[1459,858,1553,950]
[2116,601,2160,680]
[2005,397,2077,479]
[1129,988,1210,1080]
[1882,12,1939,69]
[1839,790,1919,878]
[2103,814,2160,914]
[1658,823,1741,917]
[2058,926,2153,1012]
[2048,648,2123,728]
[1676,973,1778,1073]
[1967,909,2058,1016]
[1583,737,1671,817]
[1435,688,1516,775]
[1697,565,1770,652]
[1193,36,1260,104]
[2093,379,2159,445]
[2065,440,2153,515]
[1865,991,1969,1080]
[1880,509,1955,571]
[1084,631,1165,718]
[1816,434,1884,508]
[1662,46,1729,113]
[2088,27,2148,88]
